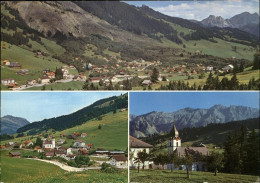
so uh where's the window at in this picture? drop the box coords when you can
[176,142,178,147]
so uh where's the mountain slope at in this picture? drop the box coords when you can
[0,115,30,135]
[130,105,259,137]
[17,94,128,135]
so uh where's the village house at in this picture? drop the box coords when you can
[1,78,15,85]
[86,144,93,150]
[73,75,81,81]
[81,133,87,138]
[206,66,214,73]
[23,140,33,148]
[13,143,23,149]
[57,147,73,155]
[67,134,77,140]
[2,60,10,66]
[73,140,86,148]
[60,133,66,138]
[9,62,21,68]
[55,150,66,158]
[65,154,75,161]
[42,139,55,149]
[109,151,125,155]
[8,142,14,146]
[129,136,153,169]
[38,76,50,84]
[34,146,43,153]
[89,77,101,83]
[16,69,29,75]
[95,150,110,155]
[110,155,128,169]
[142,80,152,86]
[27,79,37,86]
[0,145,5,149]
[167,124,209,171]
[45,151,55,157]
[57,139,65,145]
[45,72,55,79]
[222,64,234,72]
[78,149,88,155]
[9,152,21,157]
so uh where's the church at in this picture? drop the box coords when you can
[167,124,209,171]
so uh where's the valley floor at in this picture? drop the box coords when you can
[130,169,259,183]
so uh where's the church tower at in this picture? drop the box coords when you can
[168,124,181,154]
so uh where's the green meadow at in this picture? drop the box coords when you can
[130,169,258,183]
[0,150,127,183]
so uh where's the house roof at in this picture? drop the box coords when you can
[79,149,88,153]
[45,151,55,156]
[175,147,209,156]
[55,150,66,155]
[10,152,21,155]
[43,140,52,145]
[75,140,84,143]
[129,136,153,148]
[110,155,127,161]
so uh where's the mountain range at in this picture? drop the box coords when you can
[130,105,259,138]
[197,12,259,37]
[0,115,30,135]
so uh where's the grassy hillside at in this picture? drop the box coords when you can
[1,111,128,151]
[0,150,127,183]
[130,169,258,183]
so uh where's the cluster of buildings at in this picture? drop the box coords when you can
[130,124,209,171]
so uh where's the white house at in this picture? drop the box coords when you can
[27,79,37,86]
[43,139,55,149]
[39,76,50,84]
[206,66,214,72]
[1,78,15,85]
[222,64,234,72]
[73,140,86,148]
[129,136,153,169]
[110,155,128,169]
[167,124,209,171]
[57,139,65,145]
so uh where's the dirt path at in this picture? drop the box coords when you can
[27,158,100,172]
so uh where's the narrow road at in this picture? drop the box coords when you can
[27,158,101,172]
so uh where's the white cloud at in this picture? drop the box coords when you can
[152,0,259,20]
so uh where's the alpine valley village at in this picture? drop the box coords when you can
[0,93,128,183]
[1,1,259,91]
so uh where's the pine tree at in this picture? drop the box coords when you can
[151,68,159,83]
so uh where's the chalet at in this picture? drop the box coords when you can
[129,136,153,169]
[23,140,33,148]
[34,146,43,153]
[16,69,29,75]
[9,62,21,68]
[89,77,101,83]
[57,147,72,155]
[8,83,17,89]
[60,133,66,138]
[13,143,23,149]
[79,73,86,81]
[46,72,55,79]
[167,125,209,171]
[206,66,213,73]
[1,78,15,85]
[109,155,128,169]
[222,64,234,72]
[142,80,152,86]
[67,134,77,139]
[55,150,66,157]
[45,151,55,157]
[81,133,87,138]
[39,76,50,84]
[78,149,88,155]
[65,154,75,160]
[86,144,93,149]
[9,152,21,157]
[27,79,37,86]
[43,69,51,74]
[2,60,10,66]
[57,139,65,145]
[73,75,81,81]
[43,139,55,149]
[74,132,80,137]
[62,68,69,79]
[73,140,86,148]
[8,142,14,146]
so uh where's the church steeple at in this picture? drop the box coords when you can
[168,123,181,154]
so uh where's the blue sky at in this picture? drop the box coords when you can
[1,92,126,122]
[126,1,259,20]
[130,92,259,116]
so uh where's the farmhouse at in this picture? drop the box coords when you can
[45,151,55,157]
[86,144,93,149]
[9,62,21,68]
[129,136,153,169]
[57,147,72,155]
[167,124,209,171]
[110,155,128,169]
[142,80,152,86]
[16,69,29,75]
[81,133,87,137]
[67,134,77,139]
[23,140,33,148]
[13,143,23,149]
[39,76,50,84]
[57,139,65,145]
[2,60,10,65]
[46,72,55,79]
[43,139,55,149]
[78,149,88,155]
[27,79,37,86]
[1,78,15,85]
[9,152,21,157]
[222,64,234,72]
[73,140,86,148]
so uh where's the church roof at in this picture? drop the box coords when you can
[170,124,179,138]
[175,147,209,156]
[130,136,153,148]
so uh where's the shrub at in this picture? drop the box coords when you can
[101,162,118,173]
